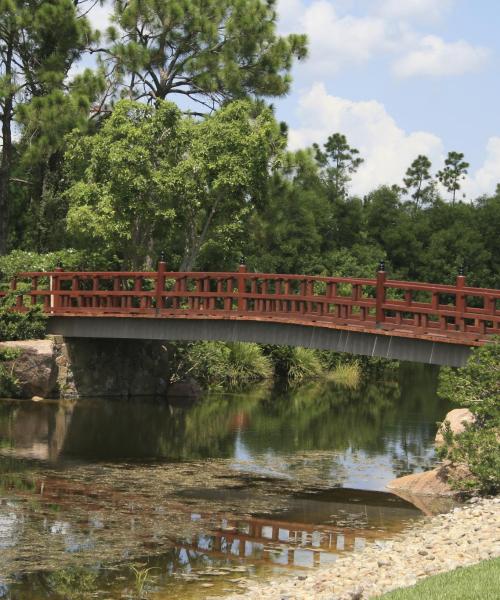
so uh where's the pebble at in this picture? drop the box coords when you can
[222,497,500,600]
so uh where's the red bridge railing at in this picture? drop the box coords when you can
[1,262,499,345]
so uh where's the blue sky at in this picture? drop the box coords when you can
[274,0,500,196]
[85,0,500,198]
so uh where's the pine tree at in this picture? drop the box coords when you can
[403,154,433,208]
[102,0,307,112]
[437,151,469,204]
[313,133,364,198]
[0,0,103,253]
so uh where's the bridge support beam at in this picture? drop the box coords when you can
[47,317,472,367]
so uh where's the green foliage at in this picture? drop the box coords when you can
[314,132,364,198]
[0,347,20,397]
[107,0,307,107]
[439,339,500,423]
[65,99,283,269]
[402,154,434,207]
[45,567,98,599]
[0,249,115,283]
[437,151,470,204]
[184,341,273,389]
[437,339,500,494]
[0,295,47,341]
[264,345,323,383]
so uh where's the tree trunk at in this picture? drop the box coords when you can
[0,40,14,255]
[179,198,220,271]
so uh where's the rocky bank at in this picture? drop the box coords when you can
[0,337,173,398]
[221,497,500,600]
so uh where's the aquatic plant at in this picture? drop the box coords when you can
[130,564,157,598]
[326,361,361,388]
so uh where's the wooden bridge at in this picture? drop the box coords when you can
[2,262,499,366]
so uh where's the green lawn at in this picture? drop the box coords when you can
[378,558,500,600]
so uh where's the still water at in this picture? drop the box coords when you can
[0,363,453,599]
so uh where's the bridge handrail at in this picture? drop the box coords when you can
[2,265,499,345]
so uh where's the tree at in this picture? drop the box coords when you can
[102,0,307,112]
[64,99,283,269]
[403,154,433,208]
[0,0,102,254]
[437,151,469,204]
[313,133,363,198]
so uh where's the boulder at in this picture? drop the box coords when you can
[387,462,472,497]
[0,339,57,398]
[435,408,474,444]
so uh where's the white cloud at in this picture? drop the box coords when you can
[378,0,454,23]
[463,137,500,197]
[393,35,489,77]
[278,0,390,75]
[288,83,444,195]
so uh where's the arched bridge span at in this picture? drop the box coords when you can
[3,263,499,367]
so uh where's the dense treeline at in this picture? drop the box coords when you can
[1,0,499,289]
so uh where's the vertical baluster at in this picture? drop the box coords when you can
[92,276,99,308]
[134,276,142,310]
[72,275,79,309]
[251,278,257,312]
[455,272,466,332]
[31,276,38,306]
[375,262,386,327]
[282,279,290,314]
[238,264,247,313]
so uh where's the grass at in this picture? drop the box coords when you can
[378,558,500,600]
[326,361,361,388]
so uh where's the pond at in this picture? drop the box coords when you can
[0,362,454,599]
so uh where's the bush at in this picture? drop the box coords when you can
[0,294,47,341]
[185,341,273,389]
[0,249,116,285]
[0,348,20,397]
[264,345,323,383]
[437,338,500,495]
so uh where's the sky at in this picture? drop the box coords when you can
[85,0,500,198]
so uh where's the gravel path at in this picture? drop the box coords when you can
[222,497,500,600]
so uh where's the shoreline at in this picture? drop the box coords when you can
[221,497,500,600]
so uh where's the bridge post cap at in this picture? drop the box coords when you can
[378,260,385,272]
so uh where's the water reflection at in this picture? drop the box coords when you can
[0,363,453,599]
[0,363,448,475]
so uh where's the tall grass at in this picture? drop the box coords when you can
[326,361,361,388]
[186,341,273,389]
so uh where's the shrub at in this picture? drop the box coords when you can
[264,345,323,383]
[0,348,20,397]
[185,341,273,389]
[0,249,116,285]
[437,338,500,495]
[0,295,47,341]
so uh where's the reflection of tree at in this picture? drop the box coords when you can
[240,377,401,455]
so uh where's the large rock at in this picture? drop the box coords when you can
[435,408,474,444]
[0,339,57,398]
[387,464,454,496]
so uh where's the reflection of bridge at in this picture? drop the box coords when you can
[4,263,500,365]
[182,514,392,569]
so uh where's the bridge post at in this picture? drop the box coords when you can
[375,261,386,326]
[156,257,167,314]
[455,269,467,331]
[52,266,64,312]
[238,263,247,313]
